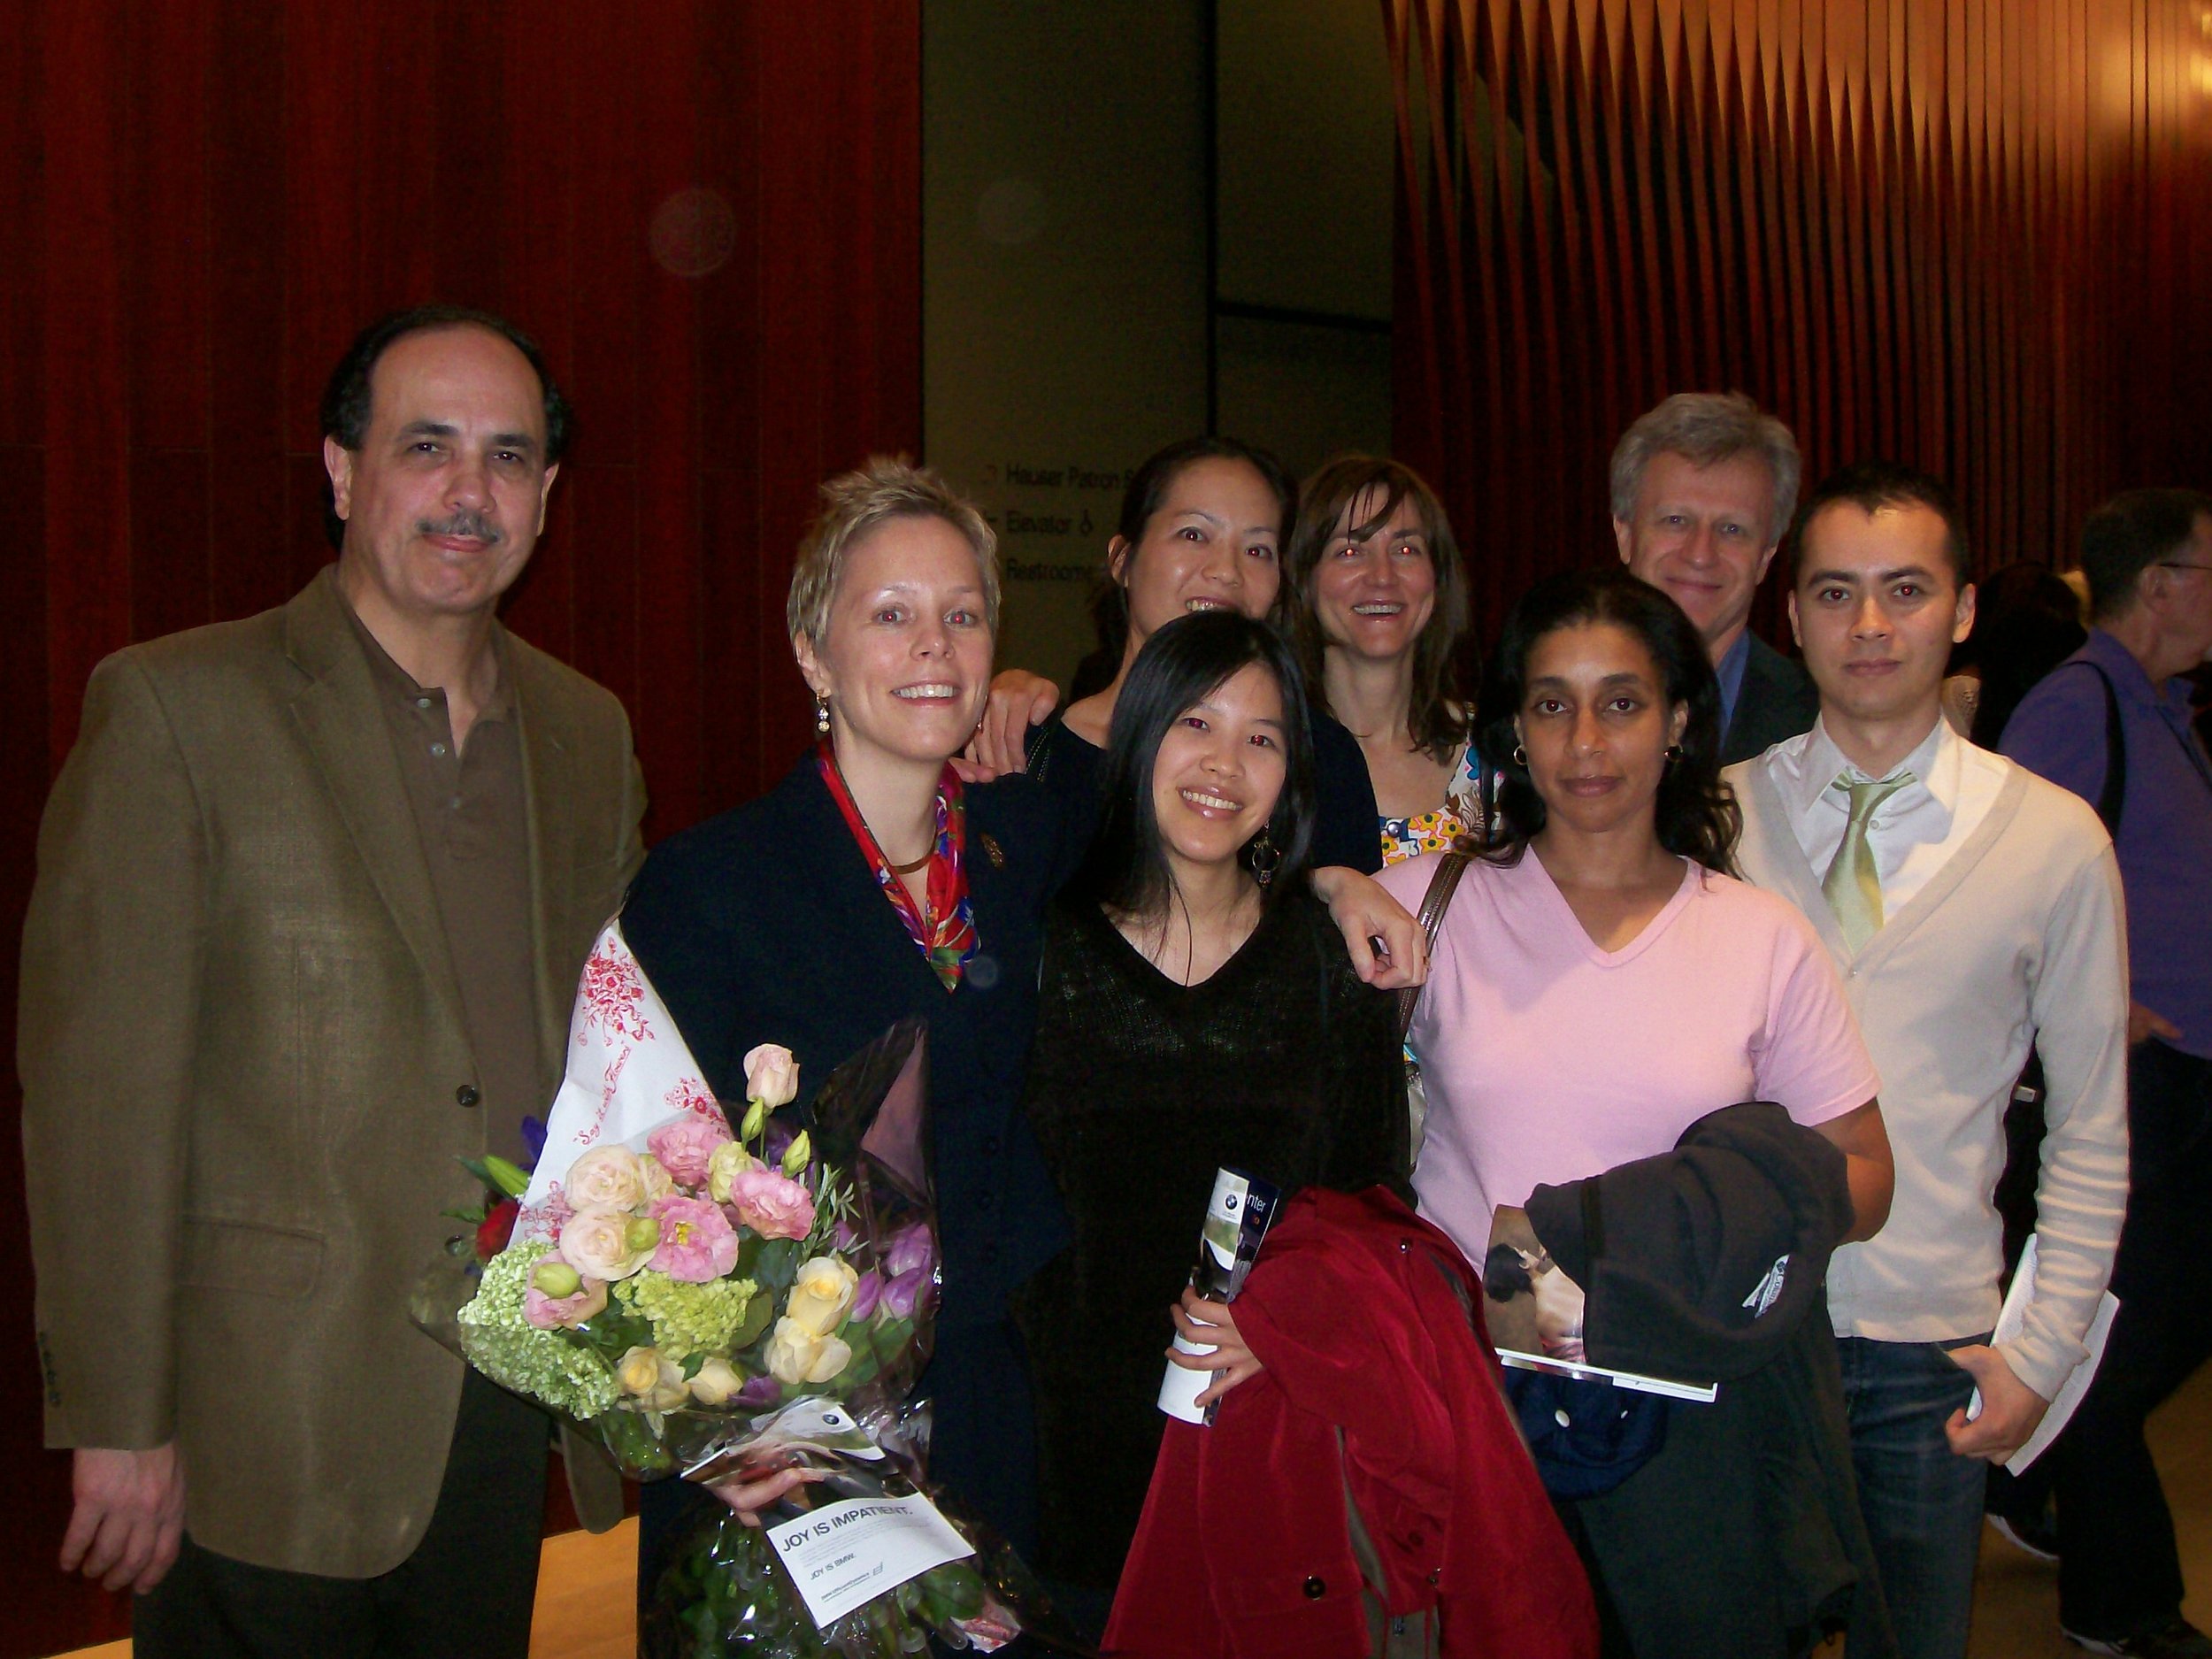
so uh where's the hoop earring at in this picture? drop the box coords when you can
[1664,743,1685,764]
[1248,829,1280,889]
[814,695,832,736]
[1511,743,1528,769]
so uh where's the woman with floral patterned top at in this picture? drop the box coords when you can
[1286,456,1491,864]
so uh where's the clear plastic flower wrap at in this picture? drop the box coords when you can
[412,921,1077,1656]
[641,1402,1056,1659]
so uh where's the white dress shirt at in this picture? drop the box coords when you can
[1767,713,2008,918]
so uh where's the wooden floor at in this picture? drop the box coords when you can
[58,1364,2212,1658]
[61,1521,639,1659]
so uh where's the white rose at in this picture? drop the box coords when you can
[687,1356,745,1406]
[637,1153,674,1207]
[616,1344,663,1396]
[764,1317,824,1386]
[616,1345,689,1410]
[566,1146,646,1211]
[742,1044,800,1110]
[803,1334,854,1385]
[560,1205,656,1281]
[783,1256,859,1340]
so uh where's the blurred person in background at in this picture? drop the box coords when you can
[1934,560,2088,746]
[2001,488,2212,1659]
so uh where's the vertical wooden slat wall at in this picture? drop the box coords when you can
[1386,0,2212,645]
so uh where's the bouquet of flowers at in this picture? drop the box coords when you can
[414,923,1056,1657]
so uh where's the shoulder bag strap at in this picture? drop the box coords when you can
[1396,846,1473,1042]
[2081,662,2129,833]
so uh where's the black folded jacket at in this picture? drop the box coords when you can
[1526,1101,1855,1385]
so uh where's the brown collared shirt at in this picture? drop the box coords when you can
[346,603,542,1164]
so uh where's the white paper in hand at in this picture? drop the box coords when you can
[1966,1234,2122,1473]
[767,1491,976,1629]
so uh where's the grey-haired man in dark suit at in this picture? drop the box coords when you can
[1612,391,1821,764]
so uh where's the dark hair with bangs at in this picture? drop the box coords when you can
[1956,561,2087,749]
[1787,460,1972,588]
[1073,611,1317,921]
[1476,567,1740,874]
[1086,436,1299,665]
[1286,455,1472,762]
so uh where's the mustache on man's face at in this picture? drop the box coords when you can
[416,508,503,545]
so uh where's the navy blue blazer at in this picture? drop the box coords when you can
[618,753,1077,1332]
[1720,634,1820,767]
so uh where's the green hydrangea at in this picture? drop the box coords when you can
[616,1270,759,1357]
[456,1245,621,1420]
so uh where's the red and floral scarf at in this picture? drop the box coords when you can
[817,741,979,990]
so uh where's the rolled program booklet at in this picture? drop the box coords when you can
[1158,1166,1282,1425]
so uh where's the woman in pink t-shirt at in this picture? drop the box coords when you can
[1379,568,1892,1271]
[1379,566,1893,1654]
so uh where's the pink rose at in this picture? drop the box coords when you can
[741,1044,800,1109]
[650,1194,741,1282]
[649,1116,733,1190]
[565,1145,647,1211]
[524,1251,611,1329]
[560,1204,657,1280]
[725,1167,816,1241]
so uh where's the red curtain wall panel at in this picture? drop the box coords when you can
[1384,0,2212,645]
[0,5,920,1652]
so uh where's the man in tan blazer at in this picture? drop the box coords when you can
[20,306,644,1656]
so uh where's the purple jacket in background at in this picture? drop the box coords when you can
[2003,628,2212,1058]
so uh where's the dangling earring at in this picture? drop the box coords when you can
[1248,828,1280,889]
[1664,743,1685,764]
[814,694,831,736]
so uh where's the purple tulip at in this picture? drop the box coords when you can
[849,1270,884,1322]
[883,1264,929,1320]
[735,1372,782,1409]
[883,1223,934,1279]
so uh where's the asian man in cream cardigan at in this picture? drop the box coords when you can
[1724,463,2131,1659]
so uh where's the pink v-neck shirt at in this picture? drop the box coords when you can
[1380,849,1881,1267]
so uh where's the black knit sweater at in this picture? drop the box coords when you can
[1018,887,1409,1595]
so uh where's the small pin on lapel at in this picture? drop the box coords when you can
[979,832,1006,869]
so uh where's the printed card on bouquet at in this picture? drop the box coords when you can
[768,1492,978,1629]
[1483,1206,1719,1404]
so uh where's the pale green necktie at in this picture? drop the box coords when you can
[1822,772,1911,952]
